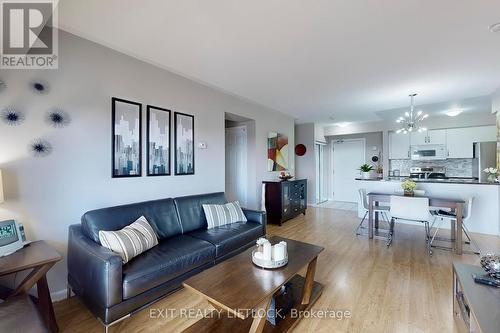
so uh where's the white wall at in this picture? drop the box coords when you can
[295,123,315,204]
[0,30,294,297]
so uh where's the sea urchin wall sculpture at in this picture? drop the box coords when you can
[1,107,25,126]
[0,79,6,93]
[30,80,50,94]
[29,139,52,157]
[45,108,71,128]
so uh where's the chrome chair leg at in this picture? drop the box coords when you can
[356,211,368,235]
[386,218,395,247]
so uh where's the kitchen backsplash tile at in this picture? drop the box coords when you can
[389,159,473,178]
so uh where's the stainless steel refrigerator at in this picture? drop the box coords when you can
[472,142,497,182]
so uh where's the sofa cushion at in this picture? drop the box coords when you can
[187,221,263,258]
[82,198,182,243]
[203,201,247,229]
[174,192,227,233]
[122,235,215,299]
[99,216,158,264]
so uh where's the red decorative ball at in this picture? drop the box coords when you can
[295,144,306,156]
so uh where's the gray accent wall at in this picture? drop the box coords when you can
[0,30,294,296]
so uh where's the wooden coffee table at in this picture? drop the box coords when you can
[182,236,324,333]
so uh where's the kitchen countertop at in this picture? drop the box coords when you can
[355,177,499,185]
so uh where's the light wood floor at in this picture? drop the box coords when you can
[54,206,500,332]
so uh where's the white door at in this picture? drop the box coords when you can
[333,139,365,203]
[225,126,248,207]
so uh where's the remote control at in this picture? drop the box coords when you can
[472,274,500,288]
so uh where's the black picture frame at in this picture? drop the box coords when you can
[174,112,195,175]
[111,97,142,178]
[147,105,171,176]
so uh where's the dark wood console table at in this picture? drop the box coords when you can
[453,262,500,333]
[0,240,62,332]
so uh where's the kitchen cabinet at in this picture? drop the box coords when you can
[410,129,446,145]
[446,126,496,158]
[389,132,410,159]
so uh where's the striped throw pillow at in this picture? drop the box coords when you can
[98,216,158,264]
[202,201,247,229]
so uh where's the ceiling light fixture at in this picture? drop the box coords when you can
[395,93,428,134]
[335,122,350,128]
[489,22,500,33]
[445,109,462,117]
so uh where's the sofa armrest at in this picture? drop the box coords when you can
[67,224,123,308]
[242,208,266,225]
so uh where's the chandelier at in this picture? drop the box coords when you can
[396,93,429,134]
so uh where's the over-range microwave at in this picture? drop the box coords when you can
[411,145,447,160]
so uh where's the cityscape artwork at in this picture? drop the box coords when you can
[112,98,142,177]
[147,105,171,176]
[174,112,194,175]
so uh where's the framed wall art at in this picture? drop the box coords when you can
[147,105,171,176]
[268,132,289,171]
[112,97,142,177]
[174,112,194,175]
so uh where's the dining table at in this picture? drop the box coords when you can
[367,192,466,254]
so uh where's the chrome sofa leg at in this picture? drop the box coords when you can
[66,285,72,299]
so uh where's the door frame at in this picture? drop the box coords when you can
[331,138,366,202]
[225,125,248,207]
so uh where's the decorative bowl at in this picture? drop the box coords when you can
[279,175,294,181]
[480,253,500,280]
[252,249,288,269]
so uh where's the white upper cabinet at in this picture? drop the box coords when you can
[427,129,446,145]
[389,125,496,160]
[410,129,446,145]
[410,131,427,145]
[389,132,410,159]
[446,126,496,158]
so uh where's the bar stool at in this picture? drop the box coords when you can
[356,188,390,237]
[429,197,480,255]
[388,195,432,255]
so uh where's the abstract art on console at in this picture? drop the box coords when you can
[112,97,142,177]
[268,132,289,171]
[147,105,171,176]
[174,112,194,175]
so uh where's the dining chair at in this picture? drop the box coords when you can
[388,195,432,255]
[356,188,390,237]
[429,197,480,254]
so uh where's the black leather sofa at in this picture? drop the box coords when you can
[67,192,266,328]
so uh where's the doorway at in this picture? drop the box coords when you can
[332,139,365,203]
[225,113,255,207]
[315,143,328,204]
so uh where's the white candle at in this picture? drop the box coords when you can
[273,243,285,261]
[279,241,287,257]
[262,241,272,261]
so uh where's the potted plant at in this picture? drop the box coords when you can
[359,164,374,179]
[483,167,499,183]
[401,179,417,196]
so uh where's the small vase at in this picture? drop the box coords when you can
[362,172,372,179]
[404,189,414,197]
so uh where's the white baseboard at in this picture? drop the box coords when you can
[51,288,69,302]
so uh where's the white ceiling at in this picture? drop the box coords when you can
[58,0,500,123]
